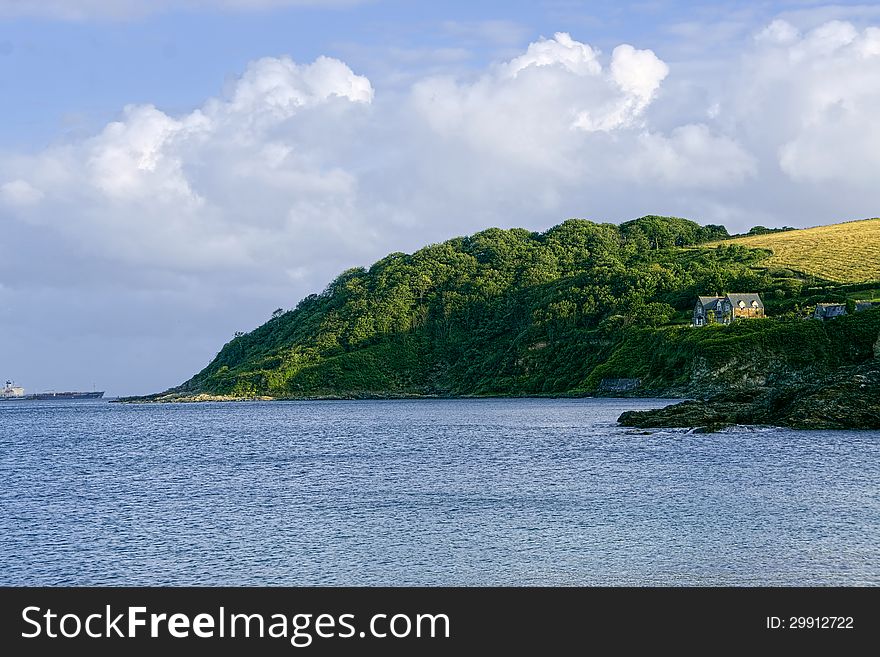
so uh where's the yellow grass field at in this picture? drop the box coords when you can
[716,218,880,283]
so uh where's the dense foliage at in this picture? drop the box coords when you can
[172,215,879,399]
[744,225,796,236]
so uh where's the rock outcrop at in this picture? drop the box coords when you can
[618,360,880,430]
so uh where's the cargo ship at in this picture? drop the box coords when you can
[2,380,104,401]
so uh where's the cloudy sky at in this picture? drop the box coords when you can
[2,0,880,395]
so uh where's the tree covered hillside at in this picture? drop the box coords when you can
[153,214,877,401]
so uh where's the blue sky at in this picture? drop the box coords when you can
[2,0,880,395]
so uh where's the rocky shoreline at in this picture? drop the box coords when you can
[618,360,880,431]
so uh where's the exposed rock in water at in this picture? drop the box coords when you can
[618,360,880,431]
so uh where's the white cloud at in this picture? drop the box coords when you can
[20,25,880,296]
[0,179,43,206]
[86,104,204,202]
[2,54,373,273]
[609,44,668,102]
[411,32,675,168]
[574,43,668,131]
[755,19,800,45]
[502,32,602,77]
[734,20,880,183]
[407,32,729,199]
[1,34,752,284]
[623,125,756,187]
[224,55,374,120]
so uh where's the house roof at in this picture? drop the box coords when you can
[815,303,847,317]
[695,293,765,312]
[696,296,724,309]
[725,293,764,309]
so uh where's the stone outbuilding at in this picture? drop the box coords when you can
[813,303,847,320]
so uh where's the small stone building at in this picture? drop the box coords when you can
[813,303,847,320]
[693,293,764,326]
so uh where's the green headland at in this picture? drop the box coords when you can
[127,215,880,430]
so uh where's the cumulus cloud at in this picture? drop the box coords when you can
[575,44,668,131]
[13,26,880,293]
[734,20,880,183]
[223,55,374,120]
[408,32,731,191]
[502,32,602,77]
[0,33,756,288]
[2,55,373,273]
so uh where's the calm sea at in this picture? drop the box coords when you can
[1,398,877,586]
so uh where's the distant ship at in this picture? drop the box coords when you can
[2,380,104,401]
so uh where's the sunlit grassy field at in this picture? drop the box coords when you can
[716,218,880,283]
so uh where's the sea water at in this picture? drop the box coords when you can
[1,398,877,585]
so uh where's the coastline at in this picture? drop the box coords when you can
[114,389,685,404]
[618,359,880,431]
[117,358,880,433]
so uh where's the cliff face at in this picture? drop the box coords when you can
[684,350,826,398]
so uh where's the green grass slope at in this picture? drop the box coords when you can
[717,218,880,283]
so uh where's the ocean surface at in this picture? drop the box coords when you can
[1,398,877,586]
